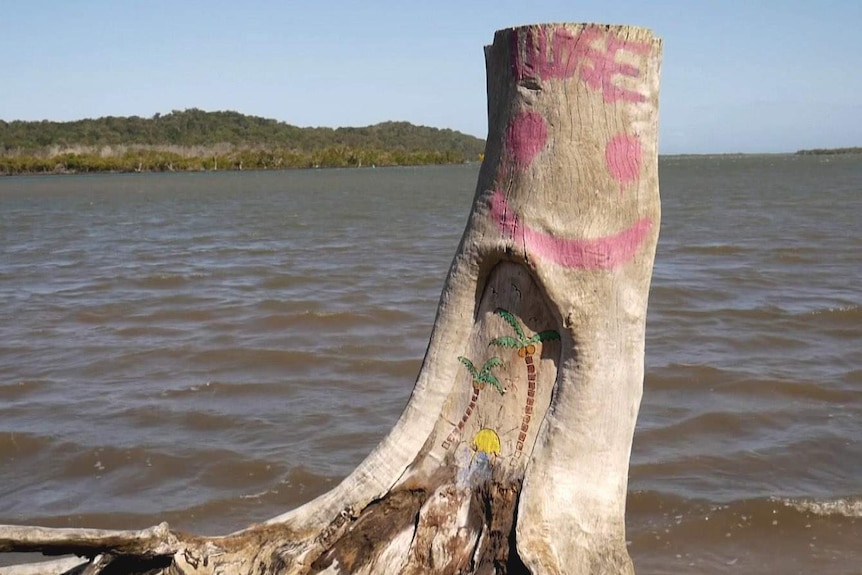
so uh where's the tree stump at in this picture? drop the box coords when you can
[0,22,662,575]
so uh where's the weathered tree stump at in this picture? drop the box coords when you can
[0,22,661,575]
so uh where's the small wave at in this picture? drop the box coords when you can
[648,284,732,302]
[787,304,862,341]
[655,304,789,323]
[364,357,422,379]
[156,379,290,399]
[779,496,862,518]
[684,244,748,256]
[52,442,286,490]
[131,307,219,323]
[799,304,862,324]
[198,455,285,490]
[717,378,862,403]
[804,304,861,314]
[0,379,52,401]
[113,325,187,338]
[251,308,417,331]
[628,490,862,529]
[274,465,341,504]
[239,489,272,500]
[129,273,202,289]
[162,466,341,532]
[72,306,129,325]
[644,363,732,390]
[634,408,788,445]
[258,275,322,290]
[187,347,321,372]
[257,298,323,313]
[841,369,862,385]
[773,248,818,264]
[114,403,277,438]
[0,431,54,459]
[57,445,179,479]
[73,303,218,326]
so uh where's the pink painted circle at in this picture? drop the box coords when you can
[605,133,642,185]
[506,110,548,170]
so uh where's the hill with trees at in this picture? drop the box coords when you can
[0,109,486,175]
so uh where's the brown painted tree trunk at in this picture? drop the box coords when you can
[0,22,661,575]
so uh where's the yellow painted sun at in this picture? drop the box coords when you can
[471,428,501,456]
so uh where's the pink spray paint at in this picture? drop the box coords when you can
[510,26,580,82]
[605,133,643,186]
[576,28,651,104]
[511,25,652,103]
[490,190,651,271]
[500,26,653,270]
[506,110,548,170]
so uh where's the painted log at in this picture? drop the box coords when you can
[0,22,662,575]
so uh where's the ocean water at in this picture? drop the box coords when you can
[1,156,860,573]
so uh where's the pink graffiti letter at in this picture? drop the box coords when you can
[511,27,580,82]
[577,28,651,103]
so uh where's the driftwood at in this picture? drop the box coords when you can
[1,22,662,575]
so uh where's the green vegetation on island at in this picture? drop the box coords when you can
[0,109,486,175]
[795,147,862,156]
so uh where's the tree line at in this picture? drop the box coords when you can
[795,147,862,155]
[0,109,485,175]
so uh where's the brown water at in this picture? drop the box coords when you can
[1,157,860,573]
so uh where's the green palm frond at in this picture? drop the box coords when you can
[529,330,560,343]
[489,336,521,349]
[482,374,505,395]
[457,356,478,378]
[479,357,504,375]
[494,308,526,342]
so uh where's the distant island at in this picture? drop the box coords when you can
[0,109,486,175]
[795,147,862,156]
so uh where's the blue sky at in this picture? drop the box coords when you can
[2,0,860,154]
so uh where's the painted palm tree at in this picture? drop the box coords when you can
[441,356,504,450]
[489,307,560,454]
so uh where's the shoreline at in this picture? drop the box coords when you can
[0,160,474,178]
[3,150,860,178]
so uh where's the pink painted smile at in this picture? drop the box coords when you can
[490,190,652,271]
